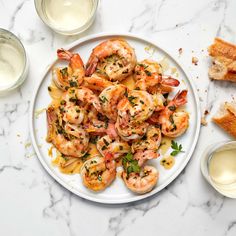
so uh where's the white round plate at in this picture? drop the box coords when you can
[30,33,201,204]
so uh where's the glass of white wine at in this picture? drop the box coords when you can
[0,28,28,95]
[34,0,99,35]
[201,141,236,198]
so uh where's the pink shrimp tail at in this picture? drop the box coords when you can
[161,76,180,87]
[57,49,84,70]
[173,90,188,107]
[85,56,99,76]
[57,49,73,61]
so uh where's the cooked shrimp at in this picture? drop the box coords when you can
[99,84,127,121]
[135,74,179,91]
[53,49,85,90]
[115,117,149,141]
[62,105,86,125]
[85,121,118,139]
[159,90,189,137]
[117,90,155,124]
[46,106,89,158]
[61,87,102,113]
[83,73,113,92]
[134,59,179,94]
[152,93,166,111]
[97,135,130,159]
[86,38,136,81]
[134,59,163,81]
[81,104,118,138]
[132,126,161,166]
[122,166,158,194]
[80,153,116,191]
[133,150,158,167]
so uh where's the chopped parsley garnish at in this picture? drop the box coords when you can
[69,81,78,88]
[60,100,66,105]
[69,97,78,103]
[128,96,136,106]
[61,154,68,161]
[163,93,169,99]
[122,69,129,74]
[137,63,148,69]
[122,152,141,175]
[90,136,98,144]
[60,67,68,78]
[82,153,90,161]
[169,114,177,131]
[144,70,152,76]
[168,105,176,111]
[104,117,109,129]
[98,175,102,181]
[103,138,110,146]
[170,140,184,156]
[99,96,108,103]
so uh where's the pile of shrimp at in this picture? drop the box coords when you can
[46,38,189,194]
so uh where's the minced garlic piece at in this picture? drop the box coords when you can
[160,156,175,169]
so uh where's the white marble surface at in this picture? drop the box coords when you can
[1,0,236,235]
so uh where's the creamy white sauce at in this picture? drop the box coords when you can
[44,0,93,31]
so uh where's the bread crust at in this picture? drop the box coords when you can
[209,38,236,60]
[208,38,236,82]
[213,102,236,138]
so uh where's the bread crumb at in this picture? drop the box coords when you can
[201,117,208,126]
[171,67,177,74]
[192,57,198,65]
[178,48,183,55]
[25,142,31,148]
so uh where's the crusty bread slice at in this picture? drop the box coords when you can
[208,38,236,82]
[209,38,236,60]
[212,102,236,138]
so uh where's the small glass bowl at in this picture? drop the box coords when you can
[34,0,99,35]
[201,141,236,198]
[0,29,28,96]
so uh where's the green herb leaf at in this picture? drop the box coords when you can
[99,96,108,103]
[90,136,98,144]
[69,81,78,88]
[60,100,66,105]
[81,153,90,161]
[60,67,68,78]
[144,70,152,76]
[122,152,141,175]
[128,96,136,106]
[168,105,176,111]
[170,140,184,156]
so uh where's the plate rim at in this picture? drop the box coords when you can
[29,32,201,204]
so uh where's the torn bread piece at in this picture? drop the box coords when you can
[208,38,236,82]
[212,102,236,138]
